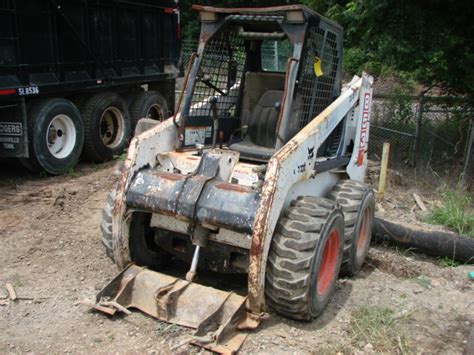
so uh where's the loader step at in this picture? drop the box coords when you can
[90,264,260,354]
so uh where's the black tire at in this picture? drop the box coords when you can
[19,98,84,175]
[129,212,170,270]
[100,189,116,261]
[81,92,131,162]
[265,197,345,321]
[328,180,375,277]
[100,191,170,269]
[129,91,169,130]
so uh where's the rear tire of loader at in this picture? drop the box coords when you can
[328,180,375,277]
[265,197,344,321]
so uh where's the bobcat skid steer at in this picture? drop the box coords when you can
[93,5,375,354]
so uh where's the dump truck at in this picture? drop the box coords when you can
[0,0,180,174]
[92,5,375,353]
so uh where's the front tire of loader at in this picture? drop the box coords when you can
[129,212,170,270]
[265,197,344,321]
[100,189,116,261]
[328,180,375,277]
[100,189,170,269]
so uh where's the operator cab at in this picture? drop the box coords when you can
[178,5,343,162]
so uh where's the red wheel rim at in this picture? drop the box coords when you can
[317,229,340,295]
[356,206,371,260]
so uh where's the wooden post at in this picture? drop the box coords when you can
[378,142,390,200]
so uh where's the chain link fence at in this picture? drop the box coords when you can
[370,93,473,186]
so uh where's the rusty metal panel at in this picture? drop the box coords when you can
[197,181,260,234]
[127,170,186,215]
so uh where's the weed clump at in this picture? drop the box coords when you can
[427,188,474,237]
[349,306,408,353]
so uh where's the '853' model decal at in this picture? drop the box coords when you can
[17,86,39,96]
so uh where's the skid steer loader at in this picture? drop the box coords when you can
[92,5,375,353]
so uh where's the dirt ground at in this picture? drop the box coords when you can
[0,159,473,354]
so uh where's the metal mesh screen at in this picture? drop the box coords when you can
[295,26,340,128]
[188,30,246,120]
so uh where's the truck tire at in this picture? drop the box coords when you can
[81,92,131,162]
[19,98,84,175]
[129,91,169,130]
[265,197,344,321]
[328,180,375,277]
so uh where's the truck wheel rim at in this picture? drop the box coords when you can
[100,107,124,148]
[317,229,339,295]
[356,206,372,261]
[46,114,76,159]
[147,104,165,121]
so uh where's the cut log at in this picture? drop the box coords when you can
[372,217,474,263]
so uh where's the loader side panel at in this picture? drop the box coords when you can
[248,75,370,313]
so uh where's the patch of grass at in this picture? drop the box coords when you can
[11,274,25,288]
[349,306,408,353]
[65,167,80,177]
[427,188,474,237]
[317,342,351,354]
[395,246,415,256]
[92,162,105,171]
[437,256,463,267]
[408,275,431,289]
[156,322,182,338]
[115,152,128,161]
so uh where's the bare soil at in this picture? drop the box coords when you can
[0,160,472,354]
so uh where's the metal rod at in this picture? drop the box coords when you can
[173,52,196,130]
[371,125,415,138]
[190,245,200,273]
[461,115,474,188]
[413,93,424,166]
[210,97,219,148]
[185,245,200,282]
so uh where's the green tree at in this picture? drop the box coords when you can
[324,0,474,99]
[181,0,474,100]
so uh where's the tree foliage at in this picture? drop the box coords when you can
[181,0,474,99]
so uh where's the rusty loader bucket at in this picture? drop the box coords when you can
[89,264,259,354]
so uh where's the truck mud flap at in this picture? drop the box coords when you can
[89,264,260,354]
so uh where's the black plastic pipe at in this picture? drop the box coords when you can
[372,217,474,263]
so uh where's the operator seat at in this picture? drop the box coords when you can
[230,90,283,161]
